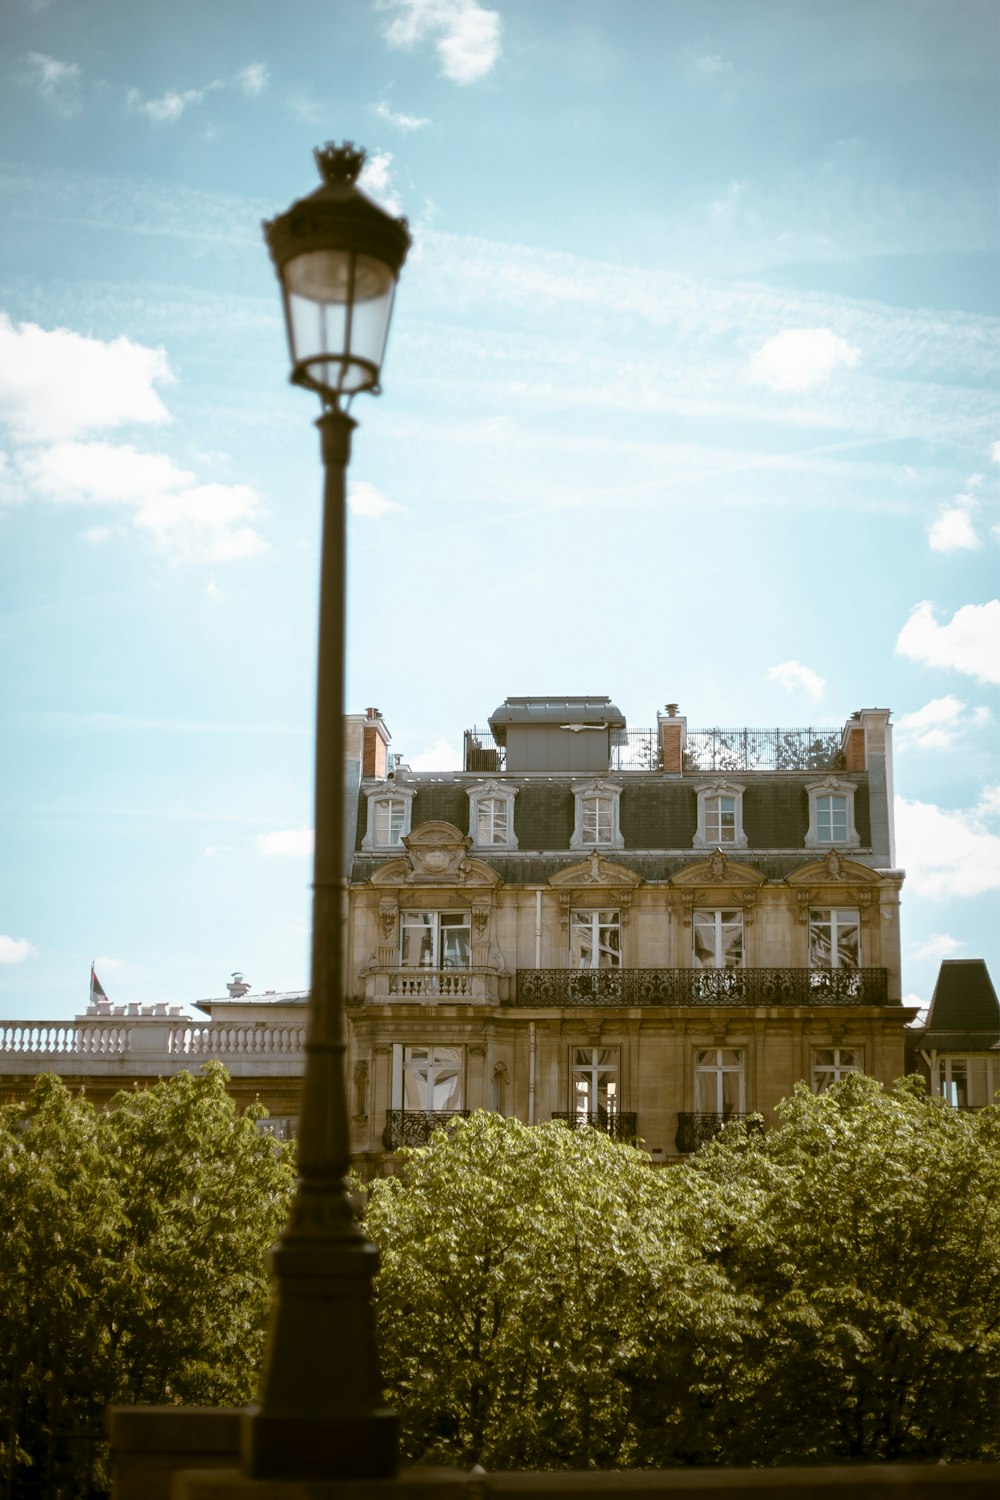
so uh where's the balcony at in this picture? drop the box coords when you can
[0,1016,307,1077]
[675,1112,762,1154]
[511,968,889,1008]
[382,1109,471,1150]
[364,969,502,1003]
[551,1110,638,1142]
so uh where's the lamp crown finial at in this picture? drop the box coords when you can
[315,141,366,186]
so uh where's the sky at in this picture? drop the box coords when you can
[0,0,997,1022]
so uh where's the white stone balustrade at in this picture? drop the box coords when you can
[364,969,502,1003]
[0,1014,307,1078]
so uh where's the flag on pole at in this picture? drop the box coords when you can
[90,962,109,1005]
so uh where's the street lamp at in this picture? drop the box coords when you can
[243,143,410,1481]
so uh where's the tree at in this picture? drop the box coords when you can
[0,1065,294,1497]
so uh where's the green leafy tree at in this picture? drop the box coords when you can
[0,1064,294,1497]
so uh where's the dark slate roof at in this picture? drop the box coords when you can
[920,960,1000,1049]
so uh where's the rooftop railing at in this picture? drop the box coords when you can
[462,725,845,773]
[0,1017,307,1072]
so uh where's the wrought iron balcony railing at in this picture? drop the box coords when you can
[382,1109,471,1150]
[675,1112,762,1154]
[512,967,888,1008]
[551,1110,638,1142]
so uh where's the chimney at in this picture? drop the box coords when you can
[657,704,687,774]
[227,972,251,998]
[363,708,391,778]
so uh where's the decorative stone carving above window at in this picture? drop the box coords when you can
[467,779,518,849]
[368,821,503,889]
[693,780,748,849]
[570,780,624,851]
[805,777,860,849]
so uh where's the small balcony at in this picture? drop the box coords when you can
[511,967,888,1008]
[364,969,502,1003]
[675,1111,762,1154]
[382,1109,471,1150]
[551,1110,638,1142]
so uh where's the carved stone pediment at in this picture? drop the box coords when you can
[787,855,882,888]
[549,852,642,889]
[368,821,502,888]
[671,852,765,889]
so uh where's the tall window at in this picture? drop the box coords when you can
[809,909,860,968]
[582,794,612,844]
[467,780,518,849]
[816,795,848,844]
[572,1047,619,1122]
[400,911,471,969]
[812,1047,863,1091]
[694,1048,745,1114]
[693,909,744,968]
[401,1045,463,1110]
[805,778,859,848]
[694,781,747,848]
[374,798,405,846]
[570,909,621,969]
[570,780,623,850]
[362,784,415,850]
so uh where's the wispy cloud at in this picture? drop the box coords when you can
[895,694,991,751]
[751,328,860,392]
[380,0,502,84]
[693,53,733,74]
[374,99,431,131]
[0,935,37,965]
[896,600,1000,686]
[349,480,408,519]
[358,150,403,214]
[709,180,746,222]
[21,51,82,116]
[237,63,268,96]
[915,932,965,961]
[896,787,1000,897]
[256,828,314,857]
[407,738,463,771]
[126,79,223,124]
[766,660,826,701]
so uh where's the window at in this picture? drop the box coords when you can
[805,778,860,848]
[396,1045,464,1110]
[694,1048,745,1114]
[693,909,744,969]
[937,1057,999,1110]
[812,1047,862,1091]
[571,1047,619,1122]
[570,908,621,969]
[570,780,624,850]
[693,781,747,848]
[361,783,415,850]
[809,908,860,969]
[467,780,518,849]
[400,911,471,970]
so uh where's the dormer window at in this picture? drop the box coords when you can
[570,780,624,851]
[467,780,518,849]
[693,781,747,849]
[805,778,860,848]
[361,784,416,850]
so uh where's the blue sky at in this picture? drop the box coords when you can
[1,0,997,1020]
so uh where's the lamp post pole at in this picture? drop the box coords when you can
[243,145,409,1482]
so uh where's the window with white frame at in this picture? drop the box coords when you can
[812,1047,863,1091]
[805,778,860,848]
[361,783,415,850]
[570,780,624,850]
[692,909,744,969]
[693,782,747,848]
[809,908,860,968]
[570,908,621,969]
[936,1056,998,1110]
[392,1044,464,1111]
[399,911,471,970]
[694,1048,745,1114]
[467,780,518,849]
[571,1047,619,1122]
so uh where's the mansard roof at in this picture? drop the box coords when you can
[919,959,1000,1050]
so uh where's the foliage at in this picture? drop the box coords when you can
[0,1065,294,1497]
[361,1086,1000,1470]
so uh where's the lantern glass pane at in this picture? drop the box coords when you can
[282,249,396,396]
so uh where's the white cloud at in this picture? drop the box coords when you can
[407,739,463,771]
[895,794,1000,898]
[929,504,979,551]
[895,694,970,751]
[977,784,1000,818]
[694,53,733,74]
[256,828,315,857]
[349,480,407,519]
[0,316,172,441]
[126,80,222,123]
[202,843,234,857]
[374,99,431,131]
[133,483,268,563]
[896,599,1000,686]
[22,52,82,115]
[205,578,224,604]
[19,440,193,504]
[358,150,403,215]
[765,659,826,701]
[81,524,113,545]
[992,440,1000,463]
[381,0,502,85]
[237,63,268,96]
[751,328,860,392]
[915,933,965,962]
[0,935,37,965]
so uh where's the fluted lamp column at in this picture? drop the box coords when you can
[243,142,410,1481]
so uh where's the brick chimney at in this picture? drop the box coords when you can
[657,703,687,774]
[362,707,391,779]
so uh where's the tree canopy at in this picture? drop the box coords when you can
[0,1065,294,1498]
